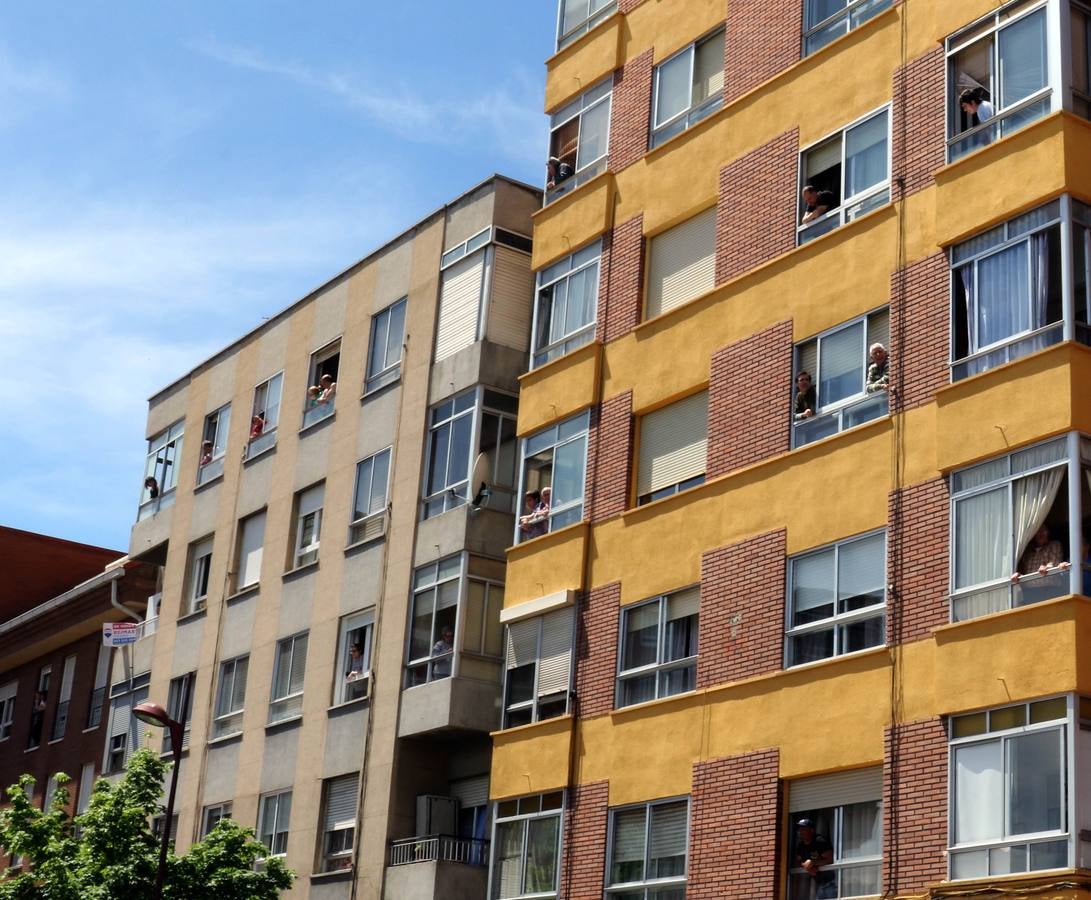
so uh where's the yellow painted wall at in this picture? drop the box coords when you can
[516,341,599,438]
[503,523,588,611]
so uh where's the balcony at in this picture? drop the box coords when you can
[397,672,501,738]
[385,836,489,900]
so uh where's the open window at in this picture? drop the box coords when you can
[366,298,407,394]
[406,556,460,687]
[546,80,611,203]
[651,29,724,148]
[291,483,324,569]
[197,403,231,485]
[319,774,359,872]
[336,610,374,705]
[503,607,574,727]
[269,632,308,724]
[491,792,564,898]
[606,798,689,898]
[247,372,283,459]
[259,791,292,858]
[139,420,183,519]
[616,588,698,708]
[185,536,213,614]
[532,242,600,369]
[517,412,589,542]
[212,655,248,739]
[302,339,340,429]
[804,0,893,56]
[349,448,391,545]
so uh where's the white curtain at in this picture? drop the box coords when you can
[1012,468,1063,564]
[844,112,888,198]
[841,801,882,859]
[1034,231,1049,329]
[975,242,1030,350]
[953,488,1010,620]
[954,742,1003,844]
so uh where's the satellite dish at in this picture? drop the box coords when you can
[469,452,491,511]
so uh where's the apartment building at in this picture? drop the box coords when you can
[491,0,1091,898]
[126,175,539,898]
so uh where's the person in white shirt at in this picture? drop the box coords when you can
[959,88,994,126]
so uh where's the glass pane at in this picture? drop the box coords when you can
[552,434,587,512]
[790,629,834,665]
[548,279,569,344]
[806,0,846,28]
[990,704,1026,731]
[842,800,882,858]
[998,9,1047,108]
[506,664,535,707]
[838,534,885,613]
[409,591,435,661]
[428,423,451,494]
[565,266,596,336]
[1008,728,1063,835]
[977,242,1031,348]
[952,712,988,738]
[370,451,390,514]
[493,820,524,899]
[524,816,559,893]
[648,801,688,878]
[840,614,885,653]
[1029,838,1068,871]
[610,807,647,884]
[845,111,889,198]
[819,320,865,406]
[655,49,693,127]
[1030,697,1067,724]
[578,98,610,169]
[692,33,724,103]
[385,301,406,369]
[951,848,988,880]
[954,488,1011,589]
[792,551,836,625]
[368,312,390,379]
[663,610,698,663]
[620,673,657,707]
[621,603,660,671]
[989,842,1026,875]
[954,740,1003,843]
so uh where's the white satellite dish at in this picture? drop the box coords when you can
[469,452,491,511]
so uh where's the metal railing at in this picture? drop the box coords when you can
[388,835,490,868]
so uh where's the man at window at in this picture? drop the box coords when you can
[546,155,574,191]
[431,626,455,678]
[865,343,890,393]
[801,185,837,225]
[309,374,336,406]
[794,818,836,899]
[794,372,817,420]
[519,490,548,540]
[346,643,365,681]
[958,88,994,128]
[1012,524,1069,581]
[200,440,214,466]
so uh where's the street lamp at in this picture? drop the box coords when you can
[133,674,189,900]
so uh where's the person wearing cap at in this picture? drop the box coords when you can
[794,818,836,898]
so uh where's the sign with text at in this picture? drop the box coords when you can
[102,622,139,647]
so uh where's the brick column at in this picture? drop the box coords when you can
[884,718,947,894]
[689,749,781,899]
[708,321,793,477]
[892,47,946,198]
[585,392,633,523]
[716,130,800,284]
[608,49,653,174]
[889,252,948,412]
[888,477,950,645]
[698,530,787,688]
[597,214,644,343]
[723,0,801,104]
[560,780,609,900]
[575,583,620,719]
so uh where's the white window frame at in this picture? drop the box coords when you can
[187,536,213,614]
[531,242,600,368]
[441,226,492,269]
[202,802,233,838]
[785,529,887,668]
[212,655,248,739]
[365,297,407,394]
[650,29,726,148]
[502,609,574,728]
[235,510,266,593]
[615,588,699,709]
[320,774,359,872]
[336,610,375,706]
[348,447,392,546]
[50,654,76,741]
[515,411,590,543]
[0,682,16,741]
[545,80,612,203]
[197,402,231,485]
[488,791,565,899]
[292,483,324,569]
[556,0,617,49]
[247,371,284,459]
[947,695,1072,879]
[797,105,891,244]
[302,338,341,429]
[139,419,184,519]
[605,797,690,898]
[803,0,894,57]
[163,673,193,753]
[259,790,293,858]
[405,555,465,687]
[269,632,308,724]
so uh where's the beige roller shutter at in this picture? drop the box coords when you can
[789,767,883,812]
[505,619,539,671]
[435,251,485,362]
[637,391,708,497]
[867,308,890,351]
[646,208,716,320]
[797,339,818,380]
[536,607,574,698]
[486,247,534,352]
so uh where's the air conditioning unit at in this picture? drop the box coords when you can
[416,795,459,837]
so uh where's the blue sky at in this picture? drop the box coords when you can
[0,1,555,552]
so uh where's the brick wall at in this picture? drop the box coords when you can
[892,47,946,198]
[708,321,793,477]
[716,130,800,284]
[617,0,644,11]
[889,252,948,412]
[585,392,633,523]
[723,0,802,104]
[698,531,787,687]
[560,780,609,899]
[608,49,653,173]
[689,749,781,899]
[884,717,947,894]
[574,582,620,718]
[597,214,644,343]
[888,477,950,645]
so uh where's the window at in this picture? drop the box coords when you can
[319,774,359,872]
[197,403,231,485]
[213,655,248,738]
[50,654,76,741]
[422,388,518,520]
[793,307,890,448]
[788,768,883,899]
[645,208,716,320]
[259,791,292,857]
[532,242,600,368]
[546,81,611,203]
[163,673,193,753]
[186,536,213,613]
[151,813,178,846]
[947,1,1051,162]
[202,802,233,837]
[798,107,890,243]
[248,371,283,458]
[950,200,1068,381]
[235,511,266,592]
[349,448,391,545]
[440,226,492,269]
[804,0,893,56]
[336,611,375,705]
[517,412,589,542]
[606,798,689,898]
[75,762,95,816]
[787,530,886,666]
[504,608,574,727]
[366,298,407,394]
[637,391,708,505]
[302,339,340,428]
[1074,1,1091,118]
[406,556,461,686]
[86,644,110,729]
[435,239,488,362]
[950,437,1085,621]
[556,0,616,48]
[291,483,324,568]
[269,632,308,724]
[949,697,1069,879]
[617,588,698,709]
[492,792,563,898]
[0,682,15,741]
[27,665,51,749]
[105,680,149,772]
[139,419,183,519]
[651,30,725,148]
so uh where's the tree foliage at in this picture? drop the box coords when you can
[0,749,293,899]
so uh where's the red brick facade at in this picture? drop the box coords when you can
[698,531,787,687]
[597,214,644,343]
[585,391,633,523]
[708,321,793,477]
[689,749,782,899]
[887,477,950,645]
[608,49,653,174]
[892,47,947,199]
[723,0,802,104]
[883,717,948,894]
[617,0,644,12]
[889,252,949,412]
[715,130,800,284]
[559,780,609,899]
[574,583,620,718]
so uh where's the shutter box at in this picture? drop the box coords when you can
[789,767,883,813]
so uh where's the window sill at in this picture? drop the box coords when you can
[207,732,243,747]
[282,560,319,581]
[328,697,370,716]
[298,410,336,436]
[265,715,303,734]
[159,746,190,760]
[784,642,888,674]
[490,712,573,739]
[361,375,401,402]
[309,868,354,883]
[47,737,65,746]
[243,441,277,465]
[177,607,208,625]
[225,584,260,604]
[194,472,224,493]
[621,478,707,519]
[23,745,40,754]
[344,534,386,555]
[81,726,100,734]
[506,519,588,556]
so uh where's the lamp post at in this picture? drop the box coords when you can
[133,674,189,900]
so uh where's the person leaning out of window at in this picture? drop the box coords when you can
[794,371,817,420]
[865,343,890,394]
[959,87,994,129]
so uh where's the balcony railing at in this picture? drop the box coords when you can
[388,835,490,868]
[951,567,1071,622]
[793,392,888,448]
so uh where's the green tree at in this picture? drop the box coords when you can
[0,749,293,899]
